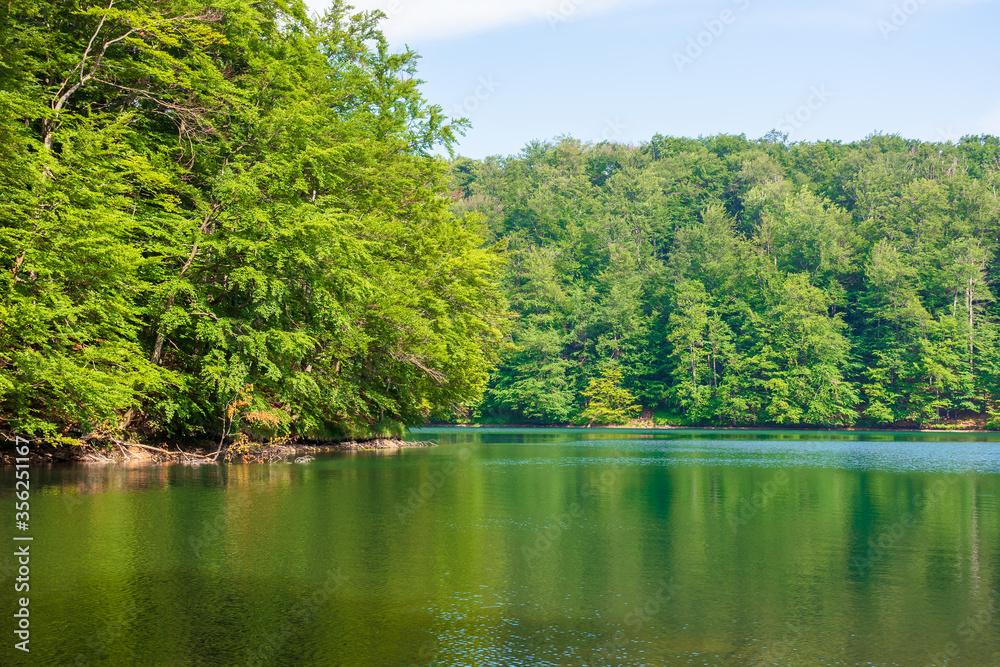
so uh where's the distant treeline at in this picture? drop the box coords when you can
[451,133,1000,427]
[0,1,507,445]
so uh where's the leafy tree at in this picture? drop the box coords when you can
[454,131,1000,429]
[580,366,641,426]
[1,0,507,445]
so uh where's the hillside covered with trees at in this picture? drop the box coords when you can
[0,0,508,446]
[5,1,1000,445]
[452,133,1000,428]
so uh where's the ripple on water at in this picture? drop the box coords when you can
[474,438,1000,475]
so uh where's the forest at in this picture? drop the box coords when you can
[453,133,1000,428]
[4,1,1000,448]
[0,0,508,446]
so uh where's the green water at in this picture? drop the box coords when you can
[3,428,1000,666]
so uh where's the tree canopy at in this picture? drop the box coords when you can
[6,1,1000,437]
[0,0,508,444]
[454,134,1000,428]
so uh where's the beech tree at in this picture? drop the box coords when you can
[0,0,508,444]
[455,133,1000,428]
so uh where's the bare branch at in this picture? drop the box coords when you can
[391,352,447,383]
[151,206,219,365]
[46,5,214,149]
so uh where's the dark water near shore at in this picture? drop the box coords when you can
[3,428,1000,666]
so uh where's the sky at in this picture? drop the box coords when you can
[305,0,1000,159]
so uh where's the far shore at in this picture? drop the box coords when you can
[421,422,1000,434]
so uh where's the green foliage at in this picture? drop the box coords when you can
[456,132,1000,428]
[0,0,507,444]
[6,1,1000,437]
[580,367,641,426]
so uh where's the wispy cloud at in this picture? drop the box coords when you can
[304,0,997,42]
[314,0,659,42]
[741,0,995,33]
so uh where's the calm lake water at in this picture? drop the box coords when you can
[4,428,1000,666]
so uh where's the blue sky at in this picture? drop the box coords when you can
[307,0,1000,159]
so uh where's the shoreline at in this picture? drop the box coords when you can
[7,420,999,467]
[0,438,436,467]
[422,422,999,434]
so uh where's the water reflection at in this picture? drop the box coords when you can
[2,430,999,666]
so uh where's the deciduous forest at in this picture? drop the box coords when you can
[0,0,507,446]
[4,1,1000,447]
[452,134,1000,428]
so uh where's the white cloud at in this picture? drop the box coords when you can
[306,0,658,43]
[301,0,997,42]
[741,0,995,34]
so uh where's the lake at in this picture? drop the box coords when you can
[4,428,1000,666]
